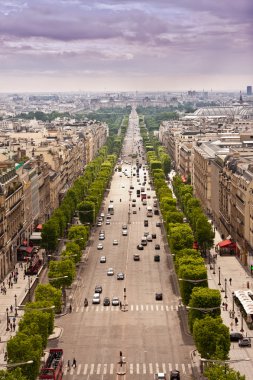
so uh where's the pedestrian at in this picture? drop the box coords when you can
[69,305,72,313]
[10,305,13,313]
[10,323,13,331]
[72,358,77,368]
[235,317,239,325]
[222,302,225,311]
[67,360,71,370]
[225,303,228,311]
[13,322,16,331]
[229,278,232,286]
[119,301,122,310]
[10,281,13,288]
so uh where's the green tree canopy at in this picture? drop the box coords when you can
[204,364,245,380]
[0,368,28,380]
[35,284,62,314]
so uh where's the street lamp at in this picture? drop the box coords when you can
[6,308,10,331]
[218,266,221,286]
[240,313,244,333]
[224,278,228,299]
[14,294,18,317]
[212,260,216,275]
[0,360,34,369]
[232,292,235,313]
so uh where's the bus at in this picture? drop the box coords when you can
[108,204,114,215]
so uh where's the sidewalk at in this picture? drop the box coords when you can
[0,259,42,366]
[205,226,253,379]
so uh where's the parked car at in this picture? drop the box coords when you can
[239,337,251,347]
[230,332,243,342]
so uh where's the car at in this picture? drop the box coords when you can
[144,220,149,227]
[107,268,114,276]
[100,256,106,263]
[132,203,136,207]
[154,209,159,215]
[122,224,128,230]
[106,214,111,219]
[99,234,105,240]
[132,199,136,202]
[147,235,153,242]
[156,222,161,227]
[97,243,103,250]
[133,254,140,261]
[170,370,180,380]
[113,240,118,245]
[117,272,125,280]
[112,297,120,306]
[122,185,125,188]
[133,210,137,214]
[155,373,166,380]
[97,221,102,227]
[154,255,160,262]
[92,293,100,304]
[155,244,160,250]
[137,244,144,250]
[97,217,103,222]
[106,220,111,225]
[122,230,128,236]
[95,285,102,293]
[144,231,149,237]
[130,186,134,190]
[238,337,251,347]
[230,332,243,342]
[155,292,163,301]
[103,297,110,306]
[152,233,157,239]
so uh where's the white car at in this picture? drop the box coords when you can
[99,234,105,240]
[97,243,103,250]
[100,256,106,263]
[112,297,120,306]
[122,185,125,188]
[106,220,111,225]
[92,293,100,304]
[122,230,128,236]
[107,268,114,276]
[113,240,118,245]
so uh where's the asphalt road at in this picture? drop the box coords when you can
[55,109,195,379]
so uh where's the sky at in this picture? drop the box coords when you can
[0,0,252,93]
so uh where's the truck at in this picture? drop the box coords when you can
[39,349,64,380]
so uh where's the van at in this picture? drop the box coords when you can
[141,237,147,246]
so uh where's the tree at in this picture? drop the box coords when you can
[7,332,43,380]
[178,264,207,305]
[35,284,61,314]
[0,368,28,380]
[193,316,230,360]
[18,310,50,348]
[188,288,221,332]
[204,364,245,380]
[62,241,82,263]
[48,259,75,288]
[77,201,95,224]
[169,224,194,253]
[41,219,59,252]
[196,215,214,252]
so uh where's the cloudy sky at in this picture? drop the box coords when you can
[0,0,252,92]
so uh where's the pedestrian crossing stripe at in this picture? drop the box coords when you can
[63,362,192,376]
[73,304,179,313]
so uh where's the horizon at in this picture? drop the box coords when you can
[0,0,252,92]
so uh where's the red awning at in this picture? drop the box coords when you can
[193,241,199,249]
[36,224,43,230]
[217,239,232,248]
[25,247,33,254]
[23,240,28,246]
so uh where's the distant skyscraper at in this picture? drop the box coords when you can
[247,86,252,95]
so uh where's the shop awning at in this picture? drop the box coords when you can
[36,224,43,230]
[25,246,33,254]
[18,246,33,254]
[23,240,28,246]
[217,239,233,248]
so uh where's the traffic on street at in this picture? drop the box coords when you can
[55,109,195,379]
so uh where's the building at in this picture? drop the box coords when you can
[247,86,252,96]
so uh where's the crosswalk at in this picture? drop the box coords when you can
[72,304,179,313]
[63,362,192,376]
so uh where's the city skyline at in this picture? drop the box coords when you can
[0,0,252,93]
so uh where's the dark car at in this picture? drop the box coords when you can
[155,292,163,301]
[103,297,110,306]
[154,255,160,262]
[170,370,180,380]
[95,285,103,293]
[155,244,160,250]
[156,222,161,227]
[154,209,159,215]
[152,233,157,239]
[230,332,243,342]
[133,254,140,261]
[137,244,144,250]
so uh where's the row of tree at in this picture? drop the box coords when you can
[138,116,244,379]
[2,114,129,380]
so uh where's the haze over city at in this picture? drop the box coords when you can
[0,0,252,93]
